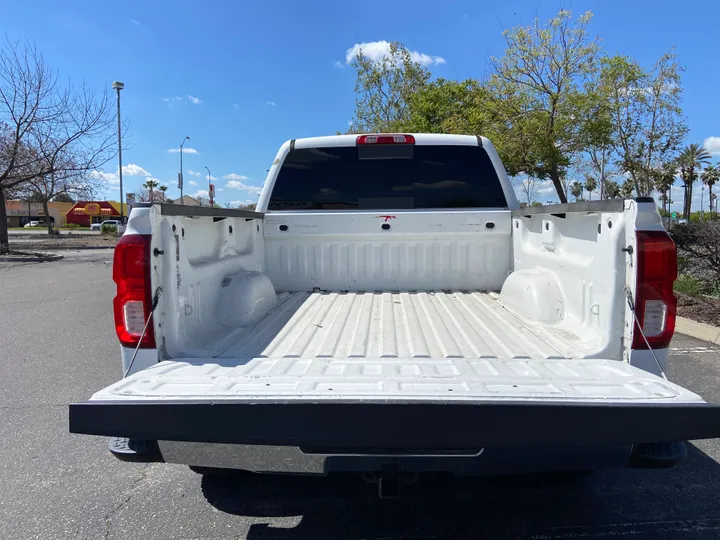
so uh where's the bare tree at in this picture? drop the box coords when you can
[135,184,169,203]
[0,39,118,251]
[0,40,60,251]
[512,175,539,204]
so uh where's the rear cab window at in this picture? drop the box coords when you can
[268,144,507,210]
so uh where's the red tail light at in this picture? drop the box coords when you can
[631,230,677,350]
[356,134,415,145]
[113,234,155,348]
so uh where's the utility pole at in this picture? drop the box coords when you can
[599,148,606,200]
[205,166,213,207]
[112,81,124,222]
[179,136,190,204]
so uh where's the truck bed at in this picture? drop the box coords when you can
[218,290,577,360]
[88,290,701,405]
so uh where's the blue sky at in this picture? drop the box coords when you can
[4,0,719,210]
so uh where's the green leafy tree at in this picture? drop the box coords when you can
[405,79,489,134]
[677,143,711,219]
[489,10,600,203]
[349,41,431,133]
[584,176,597,200]
[599,51,687,197]
[570,181,584,201]
[700,164,718,217]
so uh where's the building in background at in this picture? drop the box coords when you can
[4,200,74,227]
[65,201,121,227]
[171,195,200,206]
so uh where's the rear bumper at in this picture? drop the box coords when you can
[70,400,720,449]
[158,440,635,474]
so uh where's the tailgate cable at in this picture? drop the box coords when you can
[124,287,163,378]
[623,286,667,380]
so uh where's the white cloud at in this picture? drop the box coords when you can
[226,179,262,194]
[122,163,151,177]
[333,60,344,69]
[168,147,198,154]
[130,18,141,26]
[223,173,249,181]
[187,169,201,176]
[703,136,720,156]
[188,180,198,186]
[345,40,446,66]
[188,94,203,105]
[161,96,183,107]
[265,101,276,106]
[91,170,119,185]
[193,190,209,198]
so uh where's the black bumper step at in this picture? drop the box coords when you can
[70,400,720,449]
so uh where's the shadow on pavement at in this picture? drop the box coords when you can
[201,443,720,540]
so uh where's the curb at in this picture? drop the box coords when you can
[676,316,720,345]
[10,245,115,251]
[0,254,64,263]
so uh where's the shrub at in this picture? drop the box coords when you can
[62,223,81,229]
[670,222,720,283]
[101,223,118,235]
[674,274,705,297]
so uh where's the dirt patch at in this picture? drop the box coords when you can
[10,235,117,251]
[676,292,720,328]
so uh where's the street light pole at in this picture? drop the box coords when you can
[205,166,212,207]
[112,82,125,223]
[179,136,190,204]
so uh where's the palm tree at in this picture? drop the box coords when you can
[142,179,159,202]
[158,185,168,202]
[676,143,711,220]
[570,181,583,201]
[584,176,597,201]
[701,164,719,218]
[653,163,676,217]
[604,180,620,199]
[620,179,634,199]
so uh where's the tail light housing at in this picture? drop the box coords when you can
[113,234,156,348]
[631,230,677,350]
[356,134,415,145]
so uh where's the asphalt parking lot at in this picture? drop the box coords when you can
[2,253,720,540]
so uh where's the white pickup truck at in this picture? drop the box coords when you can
[71,134,720,494]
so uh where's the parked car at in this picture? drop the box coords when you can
[23,221,41,228]
[70,133,720,497]
[90,219,121,231]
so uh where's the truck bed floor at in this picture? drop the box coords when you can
[219,290,577,361]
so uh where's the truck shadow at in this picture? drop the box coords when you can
[199,443,720,540]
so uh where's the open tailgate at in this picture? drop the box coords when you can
[70,358,720,448]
